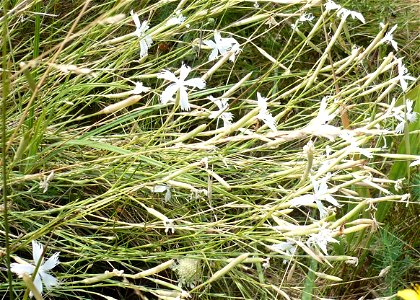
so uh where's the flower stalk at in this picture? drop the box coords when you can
[2,0,14,297]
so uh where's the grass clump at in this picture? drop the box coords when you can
[372,228,415,296]
[1,0,419,299]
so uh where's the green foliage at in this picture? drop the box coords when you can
[372,229,414,296]
[411,173,420,201]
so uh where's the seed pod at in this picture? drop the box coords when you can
[98,95,142,114]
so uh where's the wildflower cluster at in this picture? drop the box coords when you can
[4,1,418,299]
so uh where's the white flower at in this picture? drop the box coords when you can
[396,58,416,92]
[309,97,337,127]
[393,99,418,133]
[11,241,60,297]
[305,97,341,140]
[394,178,405,192]
[290,174,341,219]
[268,241,297,264]
[130,10,153,58]
[132,81,151,94]
[306,227,339,256]
[410,158,420,167]
[39,171,54,193]
[405,100,418,123]
[166,10,187,26]
[292,12,315,30]
[392,101,408,134]
[256,92,277,132]
[380,23,398,51]
[325,145,332,157]
[324,0,341,11]
[164,218,175,234]
[157,64,206,111]
[262,257,270,269]
[104,81,150,99]
[298,12,315,23]
[340,132,373,158]
[203,30,240,62]
[324,0,365,24]
[341,9,365,23]
[152,184,172,202]
[207,96,233,128]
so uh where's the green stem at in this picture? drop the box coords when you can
[27,0,41,130]
[403,97,411,181]
[302,258,318,300]
[2,0,14,298]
